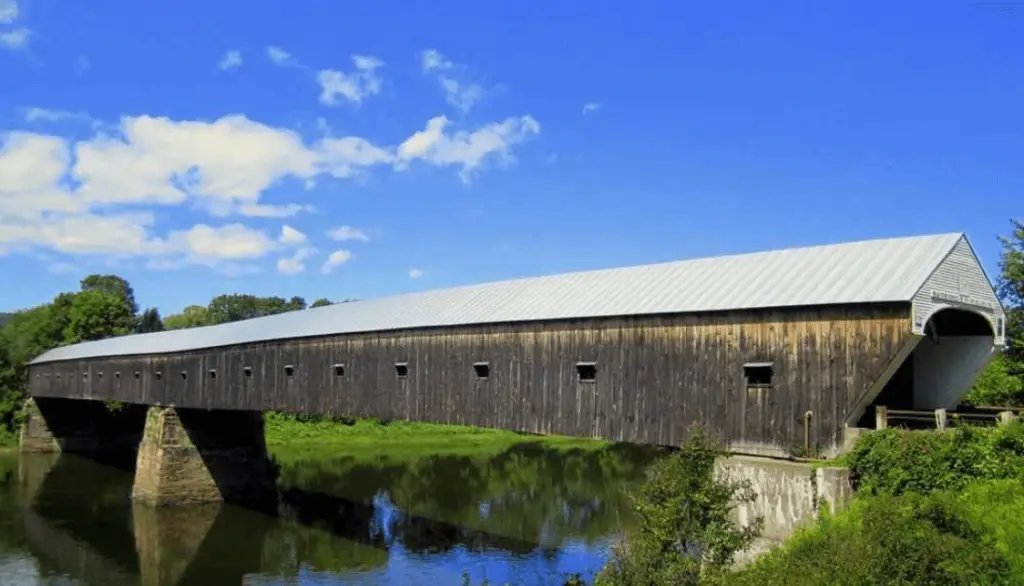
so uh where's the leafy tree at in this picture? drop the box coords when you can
[311,298,333,308]
[136,307,164,334]
[596,429,761,586]
[999,219,1024,362]
[63,290,136,345]
[206,294,308,325]
[164,305,210,330]
[80,274,138,316]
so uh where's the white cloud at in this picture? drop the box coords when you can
[219,50,242,70]
[396,114,540,182]
[23,107,92,124]
[408,268,424,279]
[420,49,484,113]
[0,0,17,23]
[277,246,313,275]
[316,135,392,177]
[582,102,600,115]
[0,27,29,50]
[235,202,315,218]
[0,99,540,272]
[317,55,384,106]
[326,225,369,242]
[421,49,452,71]
[278,224,307,245]
[321,249,353,274]
[266,45,293,66]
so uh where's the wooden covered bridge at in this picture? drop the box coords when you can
[22,232,1006,504]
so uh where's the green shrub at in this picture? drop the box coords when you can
[732,488,1015,586]
[841,422,1024,495]
[595,428,761,586]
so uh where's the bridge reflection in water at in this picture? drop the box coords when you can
[6,443,658,585]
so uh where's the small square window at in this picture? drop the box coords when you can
[82,372,88,380]
[395,362,409,378]
[97,372,103,379]
[473,362,490,379]
[155,371,163,380]
[576,362,597,382]
[180,371,188,380]
[55,374,61,380]
[333,363,346,377]
[114,372,120,379]
[744,362,773,387]
[134,371,140,379]
[208,369,217,379]
[284,365,295,377]
[243,366,253,377]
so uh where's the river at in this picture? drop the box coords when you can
[0,442,660,585]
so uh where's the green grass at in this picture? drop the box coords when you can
[263,413,610,460]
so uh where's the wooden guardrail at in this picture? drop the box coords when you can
[875,405,1018,430]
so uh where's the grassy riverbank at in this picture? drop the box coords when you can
[263,413,611,460]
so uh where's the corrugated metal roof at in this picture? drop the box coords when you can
[30,232,965,363]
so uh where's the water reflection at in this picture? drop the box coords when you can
[0,442,660,585]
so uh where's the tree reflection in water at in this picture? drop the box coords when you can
[0,440,662,585]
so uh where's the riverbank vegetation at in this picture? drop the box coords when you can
[264,412,610,460]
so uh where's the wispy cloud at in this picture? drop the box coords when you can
[317,55,384,106]
[219,50,242,70]
[582,102,600,115]
[421,49,486,114]
[408,268,424,279]
[327,225,369,241]
[266,45,294,66]
[0,0,18,23]
[277,246,313,275]
[321,249,353,274]
[0,27,29,50]
[23,107,92,124]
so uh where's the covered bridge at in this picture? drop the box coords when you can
[27,232,1006,457]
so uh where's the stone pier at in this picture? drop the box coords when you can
[131,406,276,507]
[20,397,147,456]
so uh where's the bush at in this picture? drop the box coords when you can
[732,488,1015,586]
[595,428,761,586]
[841,421,1024,495]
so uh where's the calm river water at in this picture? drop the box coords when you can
[0,442,658,585]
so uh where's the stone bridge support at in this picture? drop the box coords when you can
[131,406,276,507]
[20,397,147,457]
[21,397,277,507]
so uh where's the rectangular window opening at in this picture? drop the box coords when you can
[395,362,409,378]
[82,372,88,380]
[333,363,346,377]
[133,371,140,379]
[744,362,774,387]
[473,362,491,379]
[208,369,217,379]
[284,365,295,377]
[97,372,103,379]
[114,372,120,379]
[155,371,163,380]
[243,366,253,377]
[576,362,597,382]
[180,371,188,380]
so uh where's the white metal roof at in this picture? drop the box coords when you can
[30,232,968,363]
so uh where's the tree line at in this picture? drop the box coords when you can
[0,275,342,443]
[1,221,1022,444]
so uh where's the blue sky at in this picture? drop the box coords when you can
[1,1,1022,314]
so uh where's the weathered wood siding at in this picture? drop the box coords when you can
[28,303,912,456]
